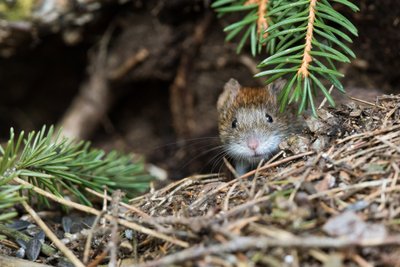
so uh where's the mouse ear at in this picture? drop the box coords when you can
[217,78,241,111]
[267,78,286,95]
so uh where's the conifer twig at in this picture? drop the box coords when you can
[0,126,153,218]
[213,0,359,114]
[245,0,268,37]
[298,0,317,78]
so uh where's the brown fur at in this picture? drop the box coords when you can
[217,80,299,149]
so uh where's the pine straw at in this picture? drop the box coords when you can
[125,94,400,266]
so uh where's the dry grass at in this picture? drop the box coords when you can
[126,94,400,266]
[2,95,399,267]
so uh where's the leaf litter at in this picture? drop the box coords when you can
[127,94,400,266]
[0,94,399,266]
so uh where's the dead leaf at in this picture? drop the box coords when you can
[323,211,387,242]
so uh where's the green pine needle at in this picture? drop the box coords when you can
[0,126,154,221]
[212,0,359,115]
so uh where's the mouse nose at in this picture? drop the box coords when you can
[247,137,259,151]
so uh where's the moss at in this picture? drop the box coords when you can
[0,0,34,21]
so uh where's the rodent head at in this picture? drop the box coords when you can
[217,78,292,163]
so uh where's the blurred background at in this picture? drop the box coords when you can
[0,0,399,179]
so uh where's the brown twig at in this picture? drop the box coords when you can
[318,85,334,109]
[308,179,392,200]
[83,210,106,264]
[0,254,54,267]
[189,151,314,209]
[134,235,400,267]
[347,95,386,109]
[336,124,400,144]
[108,190,123,267]
[21,201,85,267]
[350,253,374,267]
[87,250,108,267]
[108,48,150,80]
[14,177,189,248]
[127,95,400,265]
[85,187,151,219]
[289,152,323,202]
[129,174,220,206]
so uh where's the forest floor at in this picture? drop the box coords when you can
[0,94,399,266]
[0,0,399,266]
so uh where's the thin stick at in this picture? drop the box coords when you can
[318,85,334,109]
[289,152,322,202]
[14,177,189,248]
[83,210,106,264]
[85,187,151,219]
[347,95,385,109]
[87,250,108,267]
[21,201,85,267]
[129,174,218,204]
[223,157,239,178]
[375,136,400,153]
[0,254,54,267]
[108,48,150,80]
[350,253,374,267]
[336,124,400,144]
[240,151,315,179]
[308,179,391,200]
[189,151,314,209]
[391,162,399,189]
[101,187,108,227]
[108,190,123,267]
[133,235,400,267]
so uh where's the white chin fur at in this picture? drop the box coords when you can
[227,135,281,162]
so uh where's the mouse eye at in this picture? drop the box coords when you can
[265,113,273,123]
[232,118,238,129]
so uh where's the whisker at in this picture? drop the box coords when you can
[177,145,226,174]
[150,136,220,151]
[208,150,228,173]
[210,149,232,175]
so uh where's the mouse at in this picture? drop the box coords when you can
[217,78,301,175]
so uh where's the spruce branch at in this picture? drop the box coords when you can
[244,0,268,38]
[213,0,359,115]
[0,126,154,221]
[297,0,317,78]
[212,0,269,55]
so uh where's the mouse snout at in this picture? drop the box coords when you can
[247,137,259,151]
